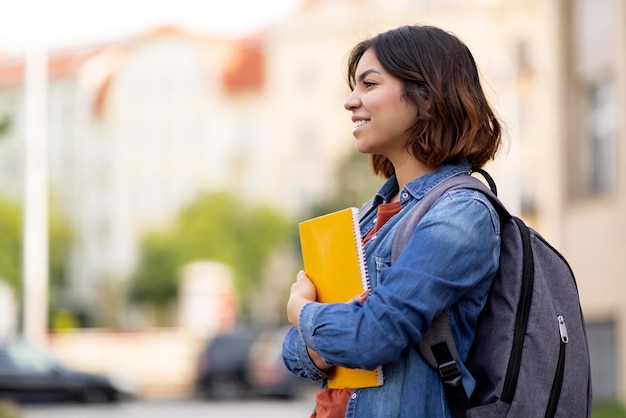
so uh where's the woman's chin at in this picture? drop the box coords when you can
[355,141,373,154]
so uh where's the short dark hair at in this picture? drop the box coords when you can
[347,25,502,178]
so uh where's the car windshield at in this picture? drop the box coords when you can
[2,340,63,374]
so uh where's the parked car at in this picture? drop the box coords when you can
[246,326,315,398]
[194,327,260,399]
[0,338,136,404]
[194,326,314,399]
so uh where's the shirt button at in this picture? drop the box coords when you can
[351,392,357,400]
[401,192,409,199]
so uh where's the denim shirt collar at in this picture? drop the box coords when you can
[374,160,472,205]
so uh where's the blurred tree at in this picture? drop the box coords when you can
[129,150,381,324]
[48,196,73,294]
[0,195,73,308]
[0,115,10,138]
[0,198,22,291]
[127,232,180,307]
[128,191,293,320]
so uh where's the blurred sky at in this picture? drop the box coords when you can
[0,0,305,54]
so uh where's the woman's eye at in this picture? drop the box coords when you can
[363,81,375,87]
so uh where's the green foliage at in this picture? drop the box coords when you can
[48,198,73,291]
[0,196,73,300]
[0,198,22,290]
[127,232,181,306]
[0,115,10,138]
[128,149,380,318]
[128,191,293,314]
[593,403,626,418]
[0,400,19,418]
[51,309,80,330]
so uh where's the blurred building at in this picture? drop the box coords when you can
[0,27,275,322]
[558,0,625,405]
[0,0,624,405]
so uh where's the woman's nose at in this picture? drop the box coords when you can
[344,90,360,110]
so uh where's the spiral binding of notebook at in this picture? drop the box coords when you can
[352,207,371,295]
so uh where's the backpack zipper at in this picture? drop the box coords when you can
[545,315,568,417]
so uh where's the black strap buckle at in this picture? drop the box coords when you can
[438,360,463,388]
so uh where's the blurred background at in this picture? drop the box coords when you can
[0,0,624,416]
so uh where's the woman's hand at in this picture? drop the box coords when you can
[350,289,370,304]
[287,270,316,329]
[287,271,369,370]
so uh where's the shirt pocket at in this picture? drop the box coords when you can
[373,256,391,287]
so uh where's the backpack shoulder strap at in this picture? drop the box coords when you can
[390,171,506,418]
[358,198,376,222]
[391,172,505,264]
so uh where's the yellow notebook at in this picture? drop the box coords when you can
[298,207,383,389]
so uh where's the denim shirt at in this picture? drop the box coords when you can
[283,161,501,417]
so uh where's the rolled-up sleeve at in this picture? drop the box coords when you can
[282,324,329,381]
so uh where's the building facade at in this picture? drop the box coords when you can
[558,0,626,403]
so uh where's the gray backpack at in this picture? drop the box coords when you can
[362,170,592,418]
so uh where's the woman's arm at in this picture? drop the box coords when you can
[283,270,371,374]
[282,326,330,381]
[296,191,500,371]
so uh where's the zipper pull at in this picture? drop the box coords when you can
[557,315,569,343]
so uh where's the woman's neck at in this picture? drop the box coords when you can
[393,157,433,192]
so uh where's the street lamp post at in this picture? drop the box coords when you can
[22,0,49,346]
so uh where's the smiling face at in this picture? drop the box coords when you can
[344,49,418,161]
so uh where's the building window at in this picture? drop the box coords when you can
[581,79,617,195]
[566,0,619,200]
[515,40,533,75]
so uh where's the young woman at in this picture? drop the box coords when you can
[283,25,503,417]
